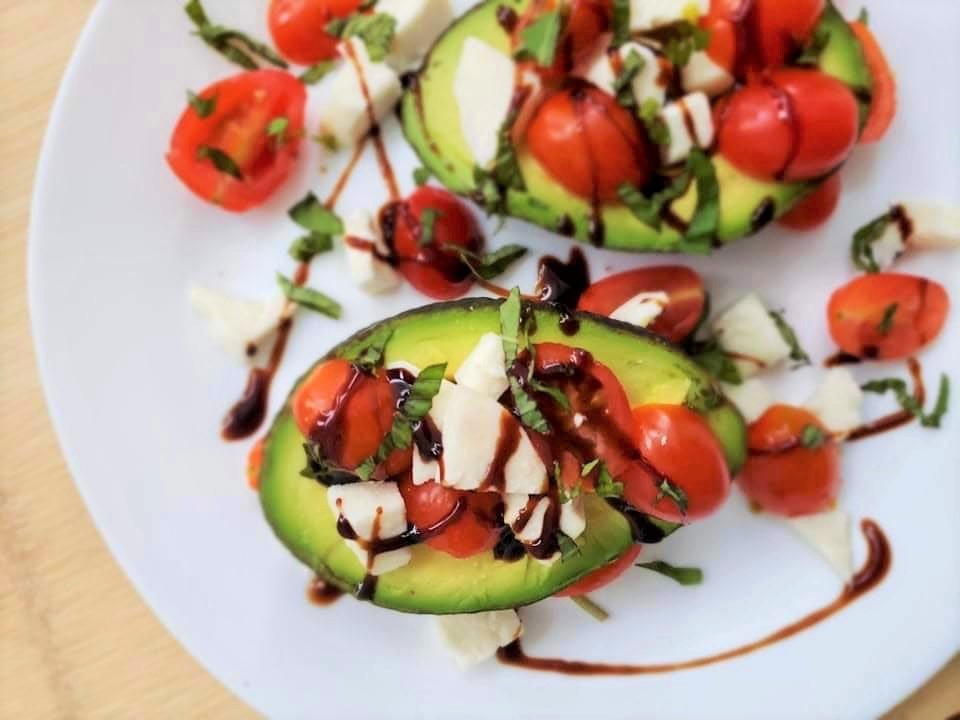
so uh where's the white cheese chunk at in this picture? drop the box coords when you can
[514,497,552,543]
[454,332,509,399]
[870,223,906,270]
[503,493,532,526]
[900,202,960,250]
[190,286,286,364]
[412,449,440,486]
[559,496,587,541]
[318,38,402,147]
[379,0,454,72]
[609,291,669,328]
[453,38,516,167]
[659,92,714,165]
[682,51,734,97]
[327,482,411,575]
[805,368,863,435]
[786,507,854,583]
[720,378,774,424]
[629,0,708,32]
[712,293,792,379]
[437,610,523,668]
[579,42,666,108]
[342,210,401,294]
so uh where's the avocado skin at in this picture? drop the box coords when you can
[400,0,872,253]
[260,299,747,614]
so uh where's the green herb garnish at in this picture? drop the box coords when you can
[419,208,440,246]
[556,463,582,504]
[618,173,691,230]
[595,462,625,499]
[277,273,342,319]
[342,326,393,374]
[266,117,289,147]
[655,478,689,515]
[661,21,711,67]
[637,560,704,586]
[851,211,895,273]
[327,13,396,62]
[300,61,336,85]
[685,148,720,249]
[500,288,552,433]
[800,424,826,449]
[187,90,216,118]
[613,49,646,109]
[692,340,742,385]
[289,192,344,235]
[413,166,432,187]
[196,145,243,179]
[639,98,671,146]
[514,11,562,67]
[769,309,811,367]
[611,0,631,48]
[185,0,287,70]
[289,233,334,263]
[444,244,528,282]
[862,374,951,429]
[877,303,899,336]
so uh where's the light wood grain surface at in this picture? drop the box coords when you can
[0,2,957,718]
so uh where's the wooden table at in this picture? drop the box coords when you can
[0,1,957,717]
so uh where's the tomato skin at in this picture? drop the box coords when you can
[390,187,483,300]
[566,0,611,64]
[750,0,825,68]
[739,405,840,517]
[578,266,706,344]
[167,70,306,212]
[625,405,731,524]
[715,81,795,180]
[778,173,842,230]
[828,273,950,360]
[246,437,265,491]
[850,21,897,143]
[555,545,642,597]
[398,477,500,559]
[268,0,361,65]
[702,14,738,70]
[526,83,654,204]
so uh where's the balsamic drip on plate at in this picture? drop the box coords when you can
[535,248,591,336]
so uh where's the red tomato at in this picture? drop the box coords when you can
[709,0,751,20]
[291,359,409,475]
[167,70,305,212]
[850,20,897,144]
[749,0,825,68]
[828,273,950,360]
[555,545,642,597]
[702,14,738,70]
[717,69,859,181]
[246,437,265,491]
[578,266,706,344]
[267,0,361,65]
[526,84,654,204]
[625,405,731,523]
[566,0,611,64]
[739,405,840,517]
[390,187,484,300]
[778,173,842,230]
[398,477,500,559]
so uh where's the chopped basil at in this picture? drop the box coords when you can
[795,29,830,66]
[685,149,720,249]
[493,111,526,192]
[412,166,432,186]
[581,458,600,476]
[639,98,671,146]
[267,117,289,146]
[500,288,551,433]
[660,21,711,67]
[862,374,951,429]
[613,49,646,109]
[300,61,336,85]
[444,244,528,282]
[342,326,393,374]
[877,303,899,336]
[185,0,287,70]
[196,145,243,179]
[510,376,552,433]
[326,13,396,62]
[514,11,562,67]
[655,478,689,515]
[595,462,625,499]
[769,309,811,367]
[530,379,571,411]
[800,424,826,449]
[356,363,448,479]
[418,208,440,246]
[288,233,334,263]
[499,287,523,365]
[637,560,704,586]
[692,340,742,385]
[277,273,342,319]
[570,594,609,621]
[851,211,894,273]
[289,192,344,235]
[301,444,358,486]
[611,0,631,48]
[187,90,216,118]
[618,173,691,230]
[316,132,341,152]
[472,166,507,219]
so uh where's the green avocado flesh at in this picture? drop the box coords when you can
[400,0,873,253]
[260,300,747,614]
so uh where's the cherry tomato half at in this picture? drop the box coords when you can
[701,14,738,71]
[390,187,484,300]
[566,0,612,65]
[749,0,825,68]
[624,405,731,524]
[555,545,642,597]
[778,172,842,230]
[739,405,840,517]
[850,20,897,144]
[578,266,706,344]
[267,0,361,65]
[828,273,950,360]
[167,70,306,212]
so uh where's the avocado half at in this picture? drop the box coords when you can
[400,0,873,253]
[259,299,747,614]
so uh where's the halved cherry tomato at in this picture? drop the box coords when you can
[246,437,265,491]
[624,405,731,523]
[778,173,842,230]
[701,14,738,70]
[828,273,950,360]
[578,266,706,344]
[709,0,751,21]
[390,187,484,300]
[291,359,409,475]
[555,545,642,597]
[526,83,654,204]
[267,0,361,65]
[739,405,840,517]
[566,0,611,65]
[398,476,500,559]
[850,20,897,143]
[167,70,306,212]
[749,0,825,68]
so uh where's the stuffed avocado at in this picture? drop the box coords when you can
[259,296,746,614]
[400,0,873,252]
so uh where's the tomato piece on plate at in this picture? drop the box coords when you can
[849,20,897,143]
[748,0,825,68]
[246,437,265,491]
[267,0,362,65]
[167,69,306,212]
[398,476,500,559]
[778,173,842,230]
[555,545,642,597]
[389,186,484,300]
[578,265,706,344]
[828,273,950,360]
[739,405,840,517]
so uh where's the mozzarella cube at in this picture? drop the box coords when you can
[318,38,402,147]
[190,286,286,364]
[711,293,792,379]
[786,507,854,583]
[342,210,401,294]
[453,38,515,167]
[327,482,411,575]
[379,0,454,71]
[503,494,532,526]
[579,42,666,108]
[629,0,708,32]
[721,378,774,424]
[437,610,523,668]
[901,202,960,250]
[870,223,905,270]
[682,51,734,97]
[609,291,669,328]
[514,497,552,543]
[454,332,509,399]
[805,368,864,434]
[412,449,440,486]
[659,92,714,165]
[559,496,587,541]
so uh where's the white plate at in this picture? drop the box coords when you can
[29,1,960,717]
